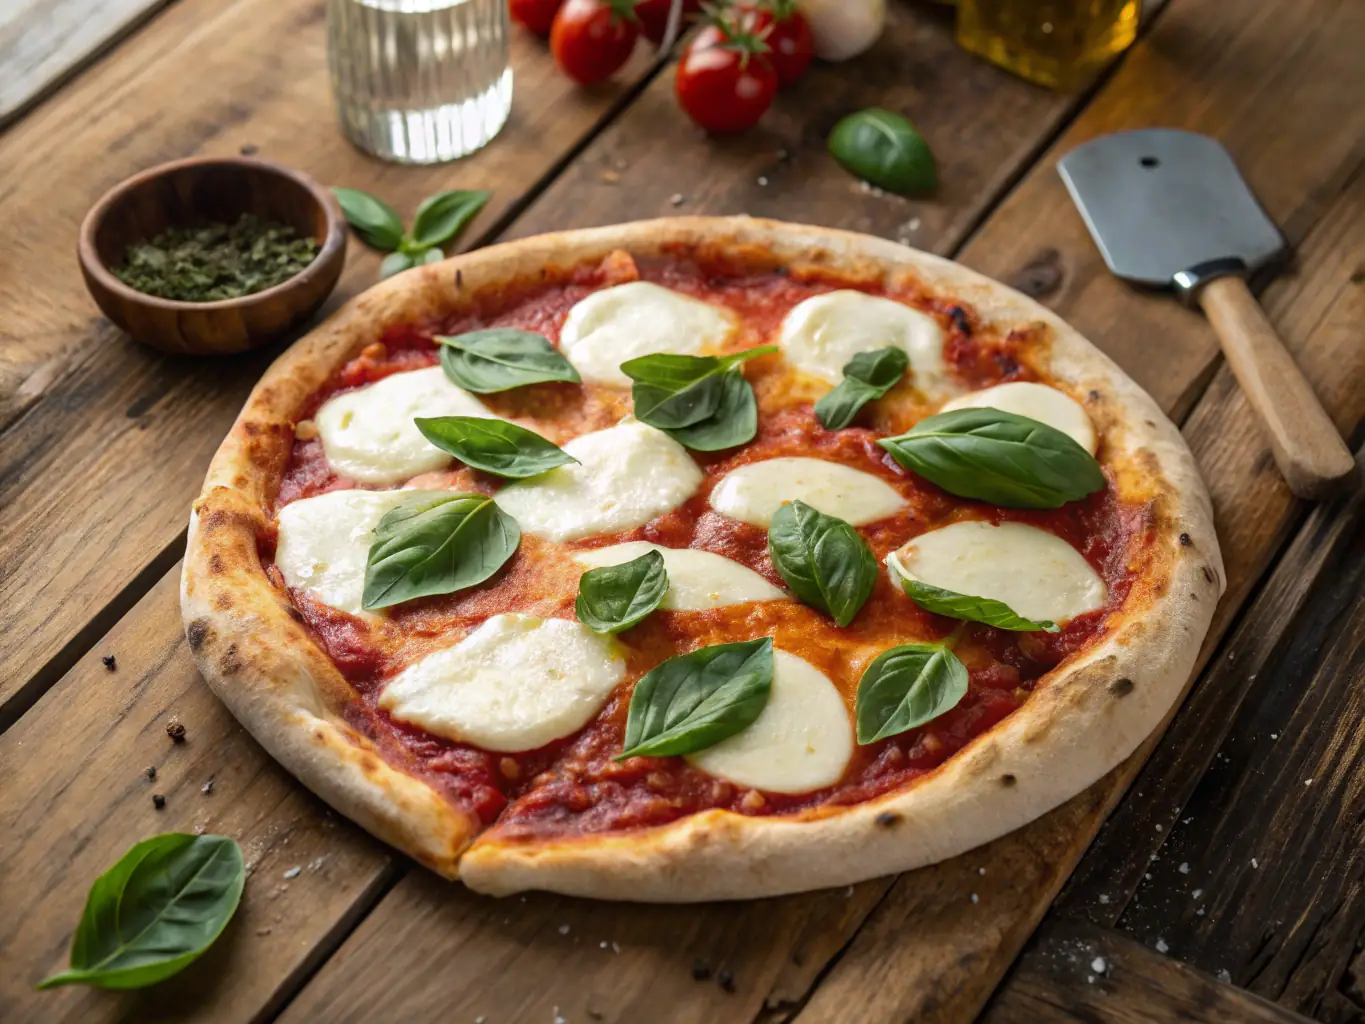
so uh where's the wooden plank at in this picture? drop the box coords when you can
[0,569,398,1024]
[981,920,1315,1023]
[0,0,169,127]
[0,0,659,724]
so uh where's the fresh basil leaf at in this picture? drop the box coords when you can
[576,550,669,634]
[619,637,773,759]
[879,407,1106,509]
[415,416,577,479]
[437,328,581,393]
[379,250,415,279]
[332,187,404,251]
[828,108,937,196]
[362,491,520,610]
[767,500,877,626]
[622,346,776,430]
[407,189,490,250]
[815,346,910,430]
[662,368,759,451]
[888,556,1059,632]
[855,643,968,744]
[37,833,244,991]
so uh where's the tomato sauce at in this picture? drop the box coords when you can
[266,250,1154,836]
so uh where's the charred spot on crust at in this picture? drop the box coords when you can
[243,421,263,437]
[220,644,244,676]
[1001,774,1018,787]
[947,305,972,336]
[1109,677,1135,697]
[455,268,464,289]
[1088,389,1101,402]
[874,812,902,829]
[214,593,233,610]
[186,618,211,651]
[1179,532,1192,547]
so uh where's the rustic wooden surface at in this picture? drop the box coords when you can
[1,0,1363,1022]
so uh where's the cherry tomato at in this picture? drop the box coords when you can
[635,0,703,46]
[551,0,641,85]
[509,0,565,36]
[675,16,778,134]
[748,0,813,87]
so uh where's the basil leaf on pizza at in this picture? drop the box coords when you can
[619,637,774,759]
[576,550,669,633]
[622,345,775,440]
[815,347,909,430]
[437,329,582,393]
[414,416,577,479]
[662,368,759,451]
[888,556,1060,632]
[878,407,1106,508]
[855,643,969,744]
[37,833,244,991]
[768,501,877,627]
[363,491,520,610]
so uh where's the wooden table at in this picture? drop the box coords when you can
[2,1,1362,1021]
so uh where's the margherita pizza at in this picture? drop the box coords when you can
[181,217,1223,900]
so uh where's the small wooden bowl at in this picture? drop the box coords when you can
[78,156,347,355]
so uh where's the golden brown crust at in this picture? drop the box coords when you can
[182,217,1222,899]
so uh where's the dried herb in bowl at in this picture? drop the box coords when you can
[113,214,320,302]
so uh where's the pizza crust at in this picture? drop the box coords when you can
[182,216,1222,899]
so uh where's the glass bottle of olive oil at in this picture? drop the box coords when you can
[956,0,1139,90]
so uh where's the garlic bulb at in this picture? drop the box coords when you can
[798,0,887,61]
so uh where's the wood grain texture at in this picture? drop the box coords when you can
[0,0,659,725]
[982,920,1316,1023]
[0,570,397,1024]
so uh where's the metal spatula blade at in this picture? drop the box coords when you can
[1058,128,1285,290]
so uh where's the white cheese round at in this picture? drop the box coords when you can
[687,650,852,794]
[888,520,1107,624]
[709,456,904,528]
[274,488,414,618]
[494,419,702,542]
[940,381,1097,453]
[315,365,496,485]
[378,614,626,752]
[778,290,948,392]
[559,281,736,386]
[573,542,786,610]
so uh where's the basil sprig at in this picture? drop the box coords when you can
[815,347,909,430]
[889,555,1059,632]
[333,187,490,279]
[38,834,244,990]
[621,346,776,451]
[768,500,877,626]
[576,550,669,633]
[415,416,576,479]
[879,408,1106,509]
[362,491,520,610]
[437,328,581,393]
[619,637,773,759]
[828,108,937,196]
[855,643,968,744]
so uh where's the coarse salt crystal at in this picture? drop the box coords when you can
[1091,957,1106,973]
[1155,938,1169,954]
[1178,863,1190,874]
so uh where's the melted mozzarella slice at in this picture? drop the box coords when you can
[709,457,904,527]
[275,488,413,617]
[379,614,625,752]
[559,281,736,386]
[573,542,786,610]
[940,381,1097,453]
[687,651,852,794]
[315,365,496,485]
[888,520,1106,624]
[779,290,948,392]
[494,419,702,542]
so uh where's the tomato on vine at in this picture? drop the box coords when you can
[551,0,642,85]
[748,0,813,87]
[674,8,777,133]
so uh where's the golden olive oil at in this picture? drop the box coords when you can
[955,0,1139,90]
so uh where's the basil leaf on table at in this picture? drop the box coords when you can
[889,558,1060,633]
[767,500,877,627]
[619,637,774,759]
[415,416,577,479]
[362,491,520,610]
[37,833,244,991]
[828,108,937,196]
[662,368,759,451]
[855,643,968,744]
[437,328,581,393]
[379,250,414,279]
[576,550,669,634]
[815,346,910,430]
[878,407,1106,509]
[622,346,776,429]
[407,189,490,250]
[332,187,404,251]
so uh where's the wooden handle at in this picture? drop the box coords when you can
[1198,276,1356,500]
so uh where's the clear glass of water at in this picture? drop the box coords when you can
[327,0,513,165]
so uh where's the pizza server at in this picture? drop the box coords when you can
[1059,128,1355,500]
